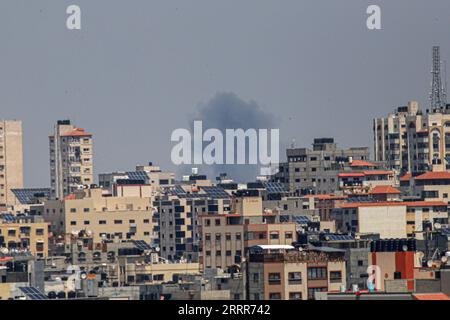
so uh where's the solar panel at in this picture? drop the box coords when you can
[11,188,50,204]
[263,182,287,194]
[0,213,16,222]
[292,215,310,225]
[126,171,150,181]
[201,186,230,199]
[132,240,152,250]
[19,287,48,300]
[324,234,354,241]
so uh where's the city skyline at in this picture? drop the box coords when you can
[2,1,450,186]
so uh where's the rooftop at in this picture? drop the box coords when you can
[369,185,401,195]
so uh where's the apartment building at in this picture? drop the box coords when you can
[245,246,346,300]
[0,120,24,207]
[43,188,154,244]
[0,214,49,257]
[373,101,420,172]
[332,201,448,239]
[199,192,297,272]
[368,239,438,292]
[272,138,370,195]
[154,190,231,262]
[98,163,175,195]
[374,102,450,174]
[49,120,93,199]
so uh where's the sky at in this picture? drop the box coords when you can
[1,0,450,186]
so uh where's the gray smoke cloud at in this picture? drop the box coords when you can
[176,92,280,183]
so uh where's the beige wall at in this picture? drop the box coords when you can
[43,189,154,243]
[358,206,407,238]
[0,120,23,207]
[0,221,49,257]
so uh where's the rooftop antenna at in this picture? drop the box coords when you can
[430,46,447,112]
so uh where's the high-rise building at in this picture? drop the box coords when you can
[0,120,24,207]
[373,101,420,172]
[374,102,450,174]
[49,120,93,199]
[272,138,370,194]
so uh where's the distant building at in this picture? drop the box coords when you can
[272,138,370,195]
[49,120,93,199]
[43,188,154,244]
[0,214,49,257]
[374,101,450,174]
[244,245,346,300]
[0,120,24,207]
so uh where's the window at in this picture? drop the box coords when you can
[70,221,77,226]
[288,272,302,285]
[70,208,77,213]
[289,292,302,300]
[268,273,281,285]
[308,287,327,300]
[114,220,123,224]
[253,273,260,283]
[269,293,281,300]
[35,228,44,236]
[83,221,90,225]
[308,267,327,280]
[285,232,293,239]
[83,208,90,213]
[329,271,342,283]
[270,232,279,240]
[99,220,107,225]
[143,219,150,224]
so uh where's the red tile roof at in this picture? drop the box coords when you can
[415,172,450,180]
[339,201,447,209]
[413,293,450,300]
[350,160,376,167]
[338,170,393,178]
[338,173,365,178]
[61,128,92,137]
[362,170,393,176]
[400,173,412,182]
[369,185,401,195]
[64,194,77,200]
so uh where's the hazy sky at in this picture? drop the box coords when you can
[1,0,450,186]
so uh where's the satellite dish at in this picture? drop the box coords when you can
[427,260,433,268]
[155,247,160,252]
[0,248,9,254]
[80,272,87,280]
[434,223,442,230]
[417,251,425,259]
[402,245,408,252]
[441,256,448,264]
[445,251,450,257]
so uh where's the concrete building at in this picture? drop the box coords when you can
[0,120,24,208]
[49,120,93,199]
[272,138,370,195]
[199,192,297,272]
[332,201,448,239]
[245,245,346,300]
[43,188,154,244]
[0,214,49,257]
[373,102,420,172]
[374,102,450,174]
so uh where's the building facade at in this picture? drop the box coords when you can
[0,120,24,207]
[273,138,370,195]
[49,120,93,199]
